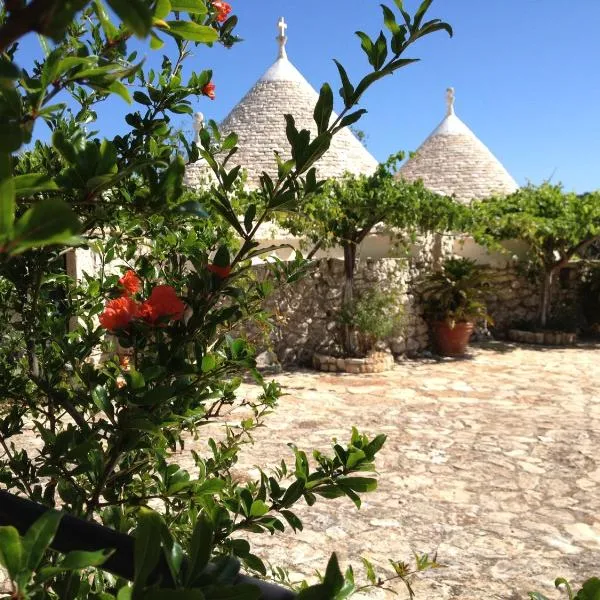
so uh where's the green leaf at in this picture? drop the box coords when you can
[201,354,216,372]
[133,91,152,106]
[244,553,266,576]
[9,199,80,255]
[22,510,62,573]
[337,476,377,493]
[555,577,574,599]
[574,577,600,600]
[171,0,208,14]
[280,510,303,532]
[107,0,153,37]
[381,4,401,34]
[127,369,145,390]
[213,245,230,267]
[0,153,15,239]
[94,0,120,39]
[109,80,132,103]
[324,553,344,593]
[355,31,374,61]
[0,57,21,80]
[249,500,269,517]
[13,174,58,197]
[92,385,113,418]
[0,526,22,579]
[361,557,376,585]
[154,0,172,19]
[244,204,256,233]
[176,200,209,218]
[333,60,354,107]
[194,478,226,496]
[165,21,219,43]
[313,83,334,135]
[413,0,434,29]
[133,509,163,589]
[37,549,113,582]
[335,109,367,132]
[373,31,388,70]
[185,514,213,586]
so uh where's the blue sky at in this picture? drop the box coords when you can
[20,0,600,192]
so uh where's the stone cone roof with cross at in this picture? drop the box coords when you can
[185,18,378,189]
[398,89,518,203]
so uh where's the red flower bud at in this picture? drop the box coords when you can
[140,285,186,323]
[119,270,141,296]
[211,0,232,23]
[202,81,216,100]
[207,264,231,278]
[99,296,140,332]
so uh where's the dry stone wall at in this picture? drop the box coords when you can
[249,258,580,366]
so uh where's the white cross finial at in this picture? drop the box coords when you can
[193,112,204,144]
[277,17,288,59]
[446,87,455,116]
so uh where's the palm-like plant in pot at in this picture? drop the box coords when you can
[421,257,491,356]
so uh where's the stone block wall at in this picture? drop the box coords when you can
[248,258,581,366]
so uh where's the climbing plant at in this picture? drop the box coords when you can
[280,154,466,356]
[0,0,453,598]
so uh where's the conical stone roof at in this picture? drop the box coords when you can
[398,88,518,203]
[185,18,377,189]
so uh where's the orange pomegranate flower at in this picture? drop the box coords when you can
[140,285,185,323]
[202,82,216,100]
[207,264,231,278]
[119,270,141,296]
[212,0,231,23]
[99,296,140,331]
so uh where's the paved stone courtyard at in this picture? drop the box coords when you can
[222,343,600,599]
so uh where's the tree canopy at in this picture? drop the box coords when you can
[470,183,600,326]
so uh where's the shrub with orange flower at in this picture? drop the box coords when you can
[139,285,186,324]
[119,270,141,296]
[212,0,231,23]
[99,296,140,332]
[202,82,216,100]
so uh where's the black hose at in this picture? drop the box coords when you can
[0,490,295,599]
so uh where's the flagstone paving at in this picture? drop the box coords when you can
[2,343,599,598]
[209,343,600,599]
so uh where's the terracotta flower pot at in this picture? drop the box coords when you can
[431,321,474,357]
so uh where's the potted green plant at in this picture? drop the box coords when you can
[421,257,491,356]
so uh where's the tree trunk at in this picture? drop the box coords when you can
[341,242,357,356]
[540,268,553,328]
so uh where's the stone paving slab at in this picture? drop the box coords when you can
[2,344,599,598]
[202,343,600,599]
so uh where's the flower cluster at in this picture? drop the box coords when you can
[212,0,232,23]
[202,81,216,100]
[99,271,185,332]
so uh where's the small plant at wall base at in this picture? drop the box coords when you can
[470,184,600,329]
[420,257,491,356]
[339,288,404,357]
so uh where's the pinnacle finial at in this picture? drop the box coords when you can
[193,112,204,144]
[446,87,455,116]
[277,16,288,59]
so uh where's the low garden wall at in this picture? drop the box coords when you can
[71,237,581,367]
[250,257,578,366]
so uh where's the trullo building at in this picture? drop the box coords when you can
[398,88,518,202]
[184,18,378,189]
